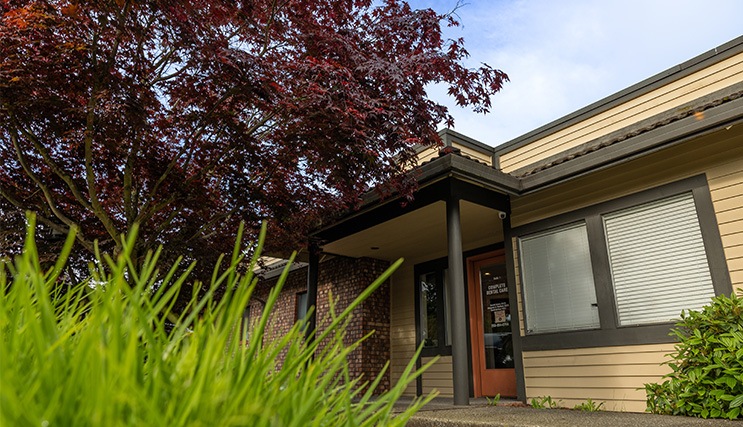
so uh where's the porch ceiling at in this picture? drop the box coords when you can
[322,200,504,262]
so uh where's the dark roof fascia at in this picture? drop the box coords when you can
[513,83,743,177]
[311,154,520,241]
[446,154,521,194]
[355,153,519,207]
[494,36,743,156]
[520,94,743,193]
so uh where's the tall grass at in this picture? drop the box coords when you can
[0,214,436,426]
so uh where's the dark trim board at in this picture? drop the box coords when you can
[313,175,512,243]
[414,257,453,359]
[502,215,527,402]
[512,174,733,352]
[521,323,679,351]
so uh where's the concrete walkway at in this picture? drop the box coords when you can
[397,398,738,426]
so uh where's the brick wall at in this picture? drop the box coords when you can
[250,255,391,393]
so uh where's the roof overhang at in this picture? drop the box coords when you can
[519,87,743,193]
[312,154,518,245]
[311,81,742,256]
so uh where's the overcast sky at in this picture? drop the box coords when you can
[406,0,743,148]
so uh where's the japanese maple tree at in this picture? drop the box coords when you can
[1,0,507,280]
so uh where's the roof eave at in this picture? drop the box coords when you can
[520,95,743,193]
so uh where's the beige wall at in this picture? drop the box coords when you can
[511,125,743,292]
[510,127,743,412]
[390,263,417,396]
[452,142,493,166]
[420,356,453,397]
[390,126,742,407]
[523,344,674,412]
[499,52,743,173]
[411,141,493,169]
[412,146,439,168]
[389,258,458,398]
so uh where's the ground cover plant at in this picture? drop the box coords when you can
[645,291,743,420]
[0,215,436,426]
[573,398,603,412]
[529,396,559,409]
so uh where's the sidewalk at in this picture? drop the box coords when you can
[398,398,738,427]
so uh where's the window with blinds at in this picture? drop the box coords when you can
[519,222,600,334]
[603,192,716,326]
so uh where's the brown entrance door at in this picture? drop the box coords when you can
[468,251,517,397]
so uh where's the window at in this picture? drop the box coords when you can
[295,291,308,322]
[519,223,600,334]
[415,259,452,356]
[241,306,251,342]
[513,175,731,349]
[603,192,715,326]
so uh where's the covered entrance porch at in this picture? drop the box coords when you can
[308,153,524,405]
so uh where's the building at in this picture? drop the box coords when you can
[253,36,743,412]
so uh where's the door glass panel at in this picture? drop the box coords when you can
[419,272,439,348]
[444,269,451,346]
[480,264,514,369]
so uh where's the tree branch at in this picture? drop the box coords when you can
[6,130,94,252]
[5,107,93,211]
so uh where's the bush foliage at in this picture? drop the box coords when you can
[0,215,435,426]
[645,291,743,420]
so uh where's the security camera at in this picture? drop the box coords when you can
[498,211,507,220]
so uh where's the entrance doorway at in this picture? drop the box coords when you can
[467,251,517,397]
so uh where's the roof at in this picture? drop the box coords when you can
[311,37,743,241]
[513,83,743,178]
[495,35,743,156]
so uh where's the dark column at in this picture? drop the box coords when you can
[305,242,320,341]
[446,195,469,406]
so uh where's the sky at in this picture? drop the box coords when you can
[406,0,743,148]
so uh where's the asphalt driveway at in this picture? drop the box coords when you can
[398,398,737,427]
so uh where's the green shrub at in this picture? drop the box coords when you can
[0,215,436,426]
[644,291,743,420]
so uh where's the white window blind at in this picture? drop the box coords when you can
[519,223,600,334]
[603,192,715,326]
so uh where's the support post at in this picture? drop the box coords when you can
[502,208,527,403]
[305,242,320,341]
[447,195,469,406]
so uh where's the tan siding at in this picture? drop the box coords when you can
[512,128,743,294]
[452,142,493,166]
[523,344,674,413]
[412,146,439,168]
[421,356,453,397]
[500,52,743,172]
[709,152,743,294]
[389,263,417,396]
[511,129,743,226]
[510,130,743,412]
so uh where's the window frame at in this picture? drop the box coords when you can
[414,257,452,357]
[518,221,602,334]
[513,175,732,351]
[295,291,308,323]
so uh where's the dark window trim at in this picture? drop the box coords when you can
[512,174,733,351]
[414,257,452,358]
[413,243,507,359]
